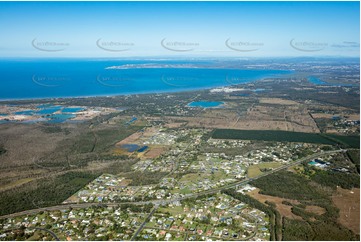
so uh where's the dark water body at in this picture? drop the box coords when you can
[0,59,292,100]
[0,104,87,124]
[36,106,63,115]
[137,146,149,152]
[62,107,84,113]
[127,117,137,124]
[188,101,224,108]
[121,144,140,152]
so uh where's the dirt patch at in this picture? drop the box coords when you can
[162,101,320,133]
[165,121,187,128]
[332,187,360,235]
[0,178,35,192]
[248,188,303,220]
[346,114,360,120]
[143,146,167,159]
[165,115,319,133]
[311,113,335,119]
[119,179,132,186]
[259,98,299,105]
[115,126,160,147]
[112,148,131,156]
[305,205,326,215]
[115,132,143,146]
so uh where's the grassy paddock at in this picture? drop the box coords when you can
[247,162,283,178]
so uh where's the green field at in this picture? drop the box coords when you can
[211,129,359,147]
[247,162,283,178]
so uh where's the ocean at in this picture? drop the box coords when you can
[0,59,292,100]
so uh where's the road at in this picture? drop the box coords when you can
[32,227,60,241]
[169,149,346,201]
[130,204,159,240]
[0,149,345,220]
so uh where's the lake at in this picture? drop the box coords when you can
[188,101,224,108]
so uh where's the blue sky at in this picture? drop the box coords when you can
[0,1,359,57]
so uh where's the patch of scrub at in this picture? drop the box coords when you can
[308,76,327,85]
[22,118,48,124]
[15,110,34,115]
[308,76,356,87]
[47,113,76,123]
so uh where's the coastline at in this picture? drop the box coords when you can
[0,80,255,103]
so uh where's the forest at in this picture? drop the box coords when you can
[249,170,358,240]
[212,129,359,148]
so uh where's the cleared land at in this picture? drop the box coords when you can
[247,162,283,178]
[143,146,167,159]
[305,205,326,215]
[248,188,302,221]
[259,98,300,105]
[332,187,360,235]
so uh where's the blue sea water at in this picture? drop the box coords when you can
[188,101,224,108]
[0,59,292,100]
